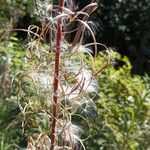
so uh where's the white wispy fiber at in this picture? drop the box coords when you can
[27,40,49,58]
[78,45,93,54]
[76,69,98,93]
[57,120,82,144]
[35,0,52,20]
[64,60,98,93]
[61,85,92,105]
[29,71,53,91]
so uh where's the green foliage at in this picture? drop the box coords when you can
[94,0,150,51]
[85,51,150,150]
[99,0,150,34]
[0,100,21,150]
[0,0,150,149]
[0,35,28,149]
[0,39,150,149]
[0,0,34,25]
[91,0,150,74]
[0,36,27,72]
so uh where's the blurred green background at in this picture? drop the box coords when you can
[0,0,150,149]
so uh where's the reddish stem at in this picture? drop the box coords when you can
[50,0,64,150]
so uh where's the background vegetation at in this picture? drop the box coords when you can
[0,0,150,149]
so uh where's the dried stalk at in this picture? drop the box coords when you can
[50,0,64,149]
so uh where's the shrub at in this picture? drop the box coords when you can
[85,51,150,150]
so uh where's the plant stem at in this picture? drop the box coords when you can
[50,0,64,149]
